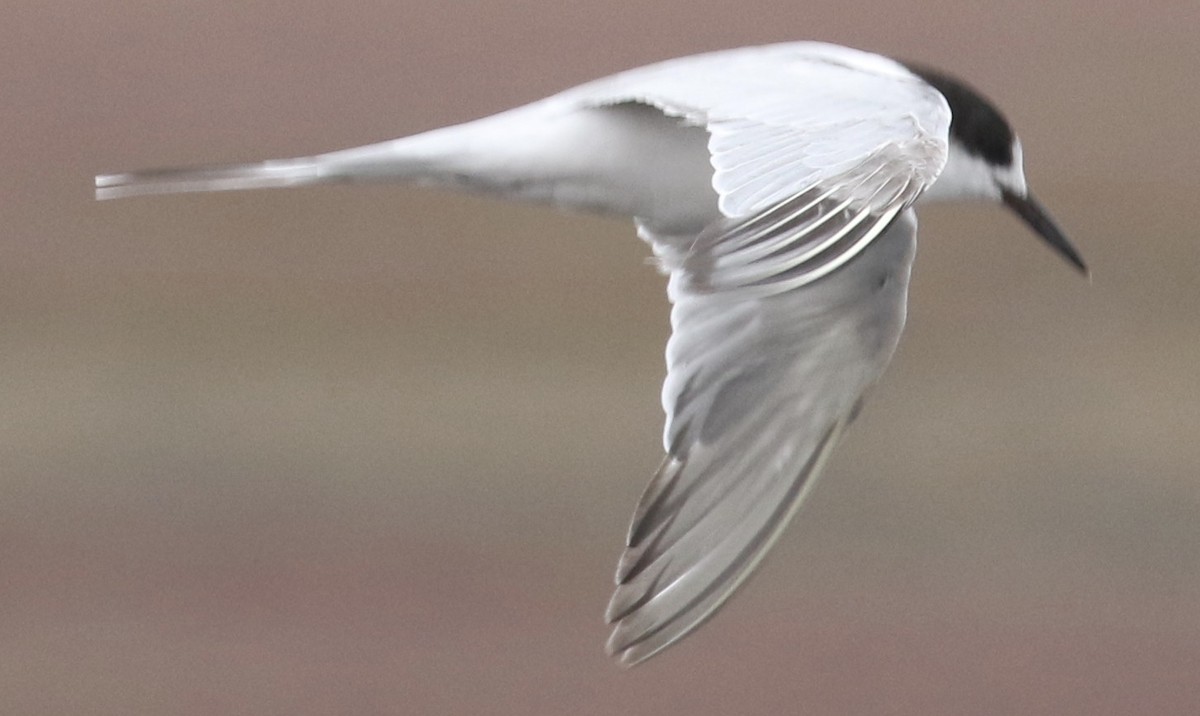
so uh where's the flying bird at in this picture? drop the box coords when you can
[96,42,1086,666]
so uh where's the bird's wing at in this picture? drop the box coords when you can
[579,45,954,666]
[566,42,951,221]
[607,209,920,665]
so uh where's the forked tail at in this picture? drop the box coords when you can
[95,158,327,201]
[95,103,590,204]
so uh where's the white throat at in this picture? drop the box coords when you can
[920,138,1027,204]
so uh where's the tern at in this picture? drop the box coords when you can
[96,42,1086,666]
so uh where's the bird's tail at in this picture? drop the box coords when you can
[95,158,331,200]
[94,130,471,201]
[94,103,602,204]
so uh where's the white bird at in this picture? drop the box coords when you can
[96,42,1086,666]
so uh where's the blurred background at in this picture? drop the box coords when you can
[4,1,1199,714]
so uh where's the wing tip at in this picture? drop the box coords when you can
[605,622,670,668]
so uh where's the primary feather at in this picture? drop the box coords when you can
[608,212,919,664]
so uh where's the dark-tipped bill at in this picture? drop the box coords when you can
[1001,189,1088,275]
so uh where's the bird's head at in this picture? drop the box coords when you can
[907,64,1088,275]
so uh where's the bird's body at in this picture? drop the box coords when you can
[96,42,1084,666]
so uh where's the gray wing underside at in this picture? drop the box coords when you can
[590,46,946,663]
[606,210,919,666]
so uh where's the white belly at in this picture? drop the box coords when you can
[320,101,722,235]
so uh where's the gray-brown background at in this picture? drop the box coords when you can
[4,1,1198,714]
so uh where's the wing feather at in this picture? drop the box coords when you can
[560,43,949,664]
[564,42,951,219]
[608,211,920,666]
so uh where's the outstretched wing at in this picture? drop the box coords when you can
[607,210,920,665]
[579,44,952,666]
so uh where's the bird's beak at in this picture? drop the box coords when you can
[1001,188,1088,276]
